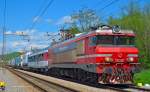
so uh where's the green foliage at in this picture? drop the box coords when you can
[134,69,150,84]
[71,8,100,32]
[2,52,22,62]
[108,2,150,68]
[59,8,100,35]
[68,27,81,35]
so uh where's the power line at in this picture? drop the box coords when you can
[101,0,143,21]
[100,8,119,21]
[1,0,30,56]
[26,0,54,51]
[93,0,120,22]
[34,0,50,18]
[24,0,54,44]
[24,0,49,30]
[3,0,6,28]
[97,0,119,12]
[93,0,110,9]
[29,0,54,31]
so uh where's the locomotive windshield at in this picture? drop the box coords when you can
[96,35,135,46]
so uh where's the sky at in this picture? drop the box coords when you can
[0,0,148,53]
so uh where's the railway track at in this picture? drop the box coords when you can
[7,67,76,92]
[98,84,150,92]
[122,85,150,92]
[81,82,150,92]
[7,67,150,92]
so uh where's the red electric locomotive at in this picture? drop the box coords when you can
[48,25,139,84]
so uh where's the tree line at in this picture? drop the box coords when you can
[108,1,150,68]
[4,1,150,68]
[62,1,150,68]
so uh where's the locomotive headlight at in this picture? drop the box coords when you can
[128,57,134,62]
[105,57,113,62]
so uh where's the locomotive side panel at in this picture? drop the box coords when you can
[51,38,87,64]
[48,49,54,65]
[53,49,76,63]
[76,40,85,56]
[52,42,77,64]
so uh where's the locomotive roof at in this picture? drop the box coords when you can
[51,28,135,48]
[29,49,48,57]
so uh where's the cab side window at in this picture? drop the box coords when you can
[89,36,97,46]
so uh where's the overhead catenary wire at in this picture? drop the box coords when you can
[23,0,54,51]
[94,0,120,21]
[97,0,119,12]
[29,0,54,31]
[92,0,109,9]
[100,8,119,21]
[24,0,49,31]
[23,0,50,42]
[100,0,143,21]
[26,0,54,43]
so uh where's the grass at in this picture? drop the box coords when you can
[134,69,150,85]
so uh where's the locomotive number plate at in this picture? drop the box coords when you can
[116,59,124,62]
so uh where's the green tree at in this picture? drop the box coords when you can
[108,1,150,68]
[2,52,22,63]
[71,8,100,32]
[69,27,80,35]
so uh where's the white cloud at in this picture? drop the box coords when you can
[16,29,36,34]
[14,29,47,42]
[5,31,13,35]
[3,28,60,53]
[12,42,21,47]
[12,41,28,48]
[4,29,36,36]
[56,15,74,25]
[33,17,54,24]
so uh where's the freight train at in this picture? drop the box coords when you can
[10,25,140,84]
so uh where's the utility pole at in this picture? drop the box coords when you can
[1,31,30,65]
[1,26,6,63]
[1,0,7,64]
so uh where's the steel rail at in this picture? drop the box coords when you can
[7,67,76,92]
[103,84,150,92]
[126,85,150,92]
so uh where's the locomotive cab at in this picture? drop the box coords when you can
[93,34,138,63]
[86,26,139,84]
